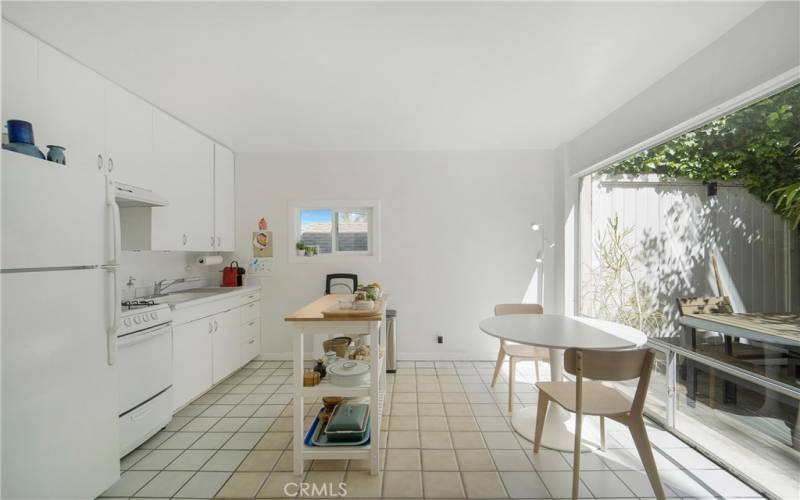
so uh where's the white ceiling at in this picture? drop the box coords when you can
[3,1,763,152]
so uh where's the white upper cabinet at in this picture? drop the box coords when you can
[37,43,106,173]
[2,24,233,253]
[2,22,38,131]
[151,110,214,251]
[214,144,236,252]
[105,84,154,188]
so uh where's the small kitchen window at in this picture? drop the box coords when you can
[288,200,381,263]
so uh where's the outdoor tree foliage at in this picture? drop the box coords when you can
[582,216,665,337]
[605,83,800,226]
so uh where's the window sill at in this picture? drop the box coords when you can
[288,253,380,264]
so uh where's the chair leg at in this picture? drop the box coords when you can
[600,416,606,451]
[508,357,517,413]
[491,349,505,388]
[534,360,541,382]
[572,412,583,500]
[533,391,549,453]
[628,416,666,500]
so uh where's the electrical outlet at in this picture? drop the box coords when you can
[437,335,443,344]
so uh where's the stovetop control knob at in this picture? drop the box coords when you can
[150,312,158,320]
[142,314,150,322]
[123,318,132,327]
[133,316,141,325]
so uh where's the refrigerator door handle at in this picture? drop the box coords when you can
[105,176,121,365]
[103,265,119,366]
[108,178,122,266]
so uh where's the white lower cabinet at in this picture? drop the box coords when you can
[240,317,261,364]
[172,317,213,411]
[211,308,241,384]
[171,290,262,411]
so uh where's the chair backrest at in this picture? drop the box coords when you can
[325,274,358,295]
[494,303,544,316]
[564,347,655,415]
[494,304,543,348]
[675,296,732,316]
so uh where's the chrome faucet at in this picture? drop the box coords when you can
[153,277,201,296]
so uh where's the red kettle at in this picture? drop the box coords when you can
[222,260,244,287]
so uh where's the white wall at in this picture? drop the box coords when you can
[233,150,555,360]
[567,1,800,175]
[119,251,224,299]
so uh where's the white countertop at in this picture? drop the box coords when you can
[159,285,261,310]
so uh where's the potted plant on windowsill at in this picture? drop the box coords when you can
[295,241,306,257]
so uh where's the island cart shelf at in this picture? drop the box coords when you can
[285,294,388,475]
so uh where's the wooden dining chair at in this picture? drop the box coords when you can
[491,304,549,412]
[533,348,665,500]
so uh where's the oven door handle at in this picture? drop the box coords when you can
[118,325,170,348]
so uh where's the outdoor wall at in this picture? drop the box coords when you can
[567,1,800,175]
[580,176,800,337]
[234,150,556,359]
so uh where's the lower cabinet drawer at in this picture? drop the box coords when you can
[240,317,260,364]
[240,300,260,324]
[119,387,173,458]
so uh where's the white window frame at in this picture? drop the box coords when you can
[288,200,381,263]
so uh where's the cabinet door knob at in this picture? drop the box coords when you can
[248,339,255,344]
[214,320,218,331]
[208,322,213,333]
[182,234,188,246]
[97,154,104,170]
[217,236,222,248]
[210,236,215,247]
[107,157,114,172]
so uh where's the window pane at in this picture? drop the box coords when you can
[300,209,332,254]
[674,353,800,498]
[604,348,667,425]
[336,210,369,252]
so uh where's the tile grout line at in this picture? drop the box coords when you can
[126,361,286,498]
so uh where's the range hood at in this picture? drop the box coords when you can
[115,182,169,207]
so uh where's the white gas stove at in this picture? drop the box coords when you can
[120,300,171,335]
[118,299,173,457]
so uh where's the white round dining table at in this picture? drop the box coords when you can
[479,314,647,452]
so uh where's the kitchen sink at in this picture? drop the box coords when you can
[151,290,221,305]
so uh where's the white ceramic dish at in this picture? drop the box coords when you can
[327,360,370,386]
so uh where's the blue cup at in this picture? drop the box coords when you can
[7,120,35,145]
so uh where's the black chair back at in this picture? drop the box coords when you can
[325,274,358,295]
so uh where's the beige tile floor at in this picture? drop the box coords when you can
[100,360,765,499]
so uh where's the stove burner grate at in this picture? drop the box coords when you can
[121,299,156,310]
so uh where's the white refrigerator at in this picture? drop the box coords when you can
[1,151,121,498]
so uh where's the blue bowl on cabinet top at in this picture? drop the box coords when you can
[2,142,45,160]
[7,120,36,145]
